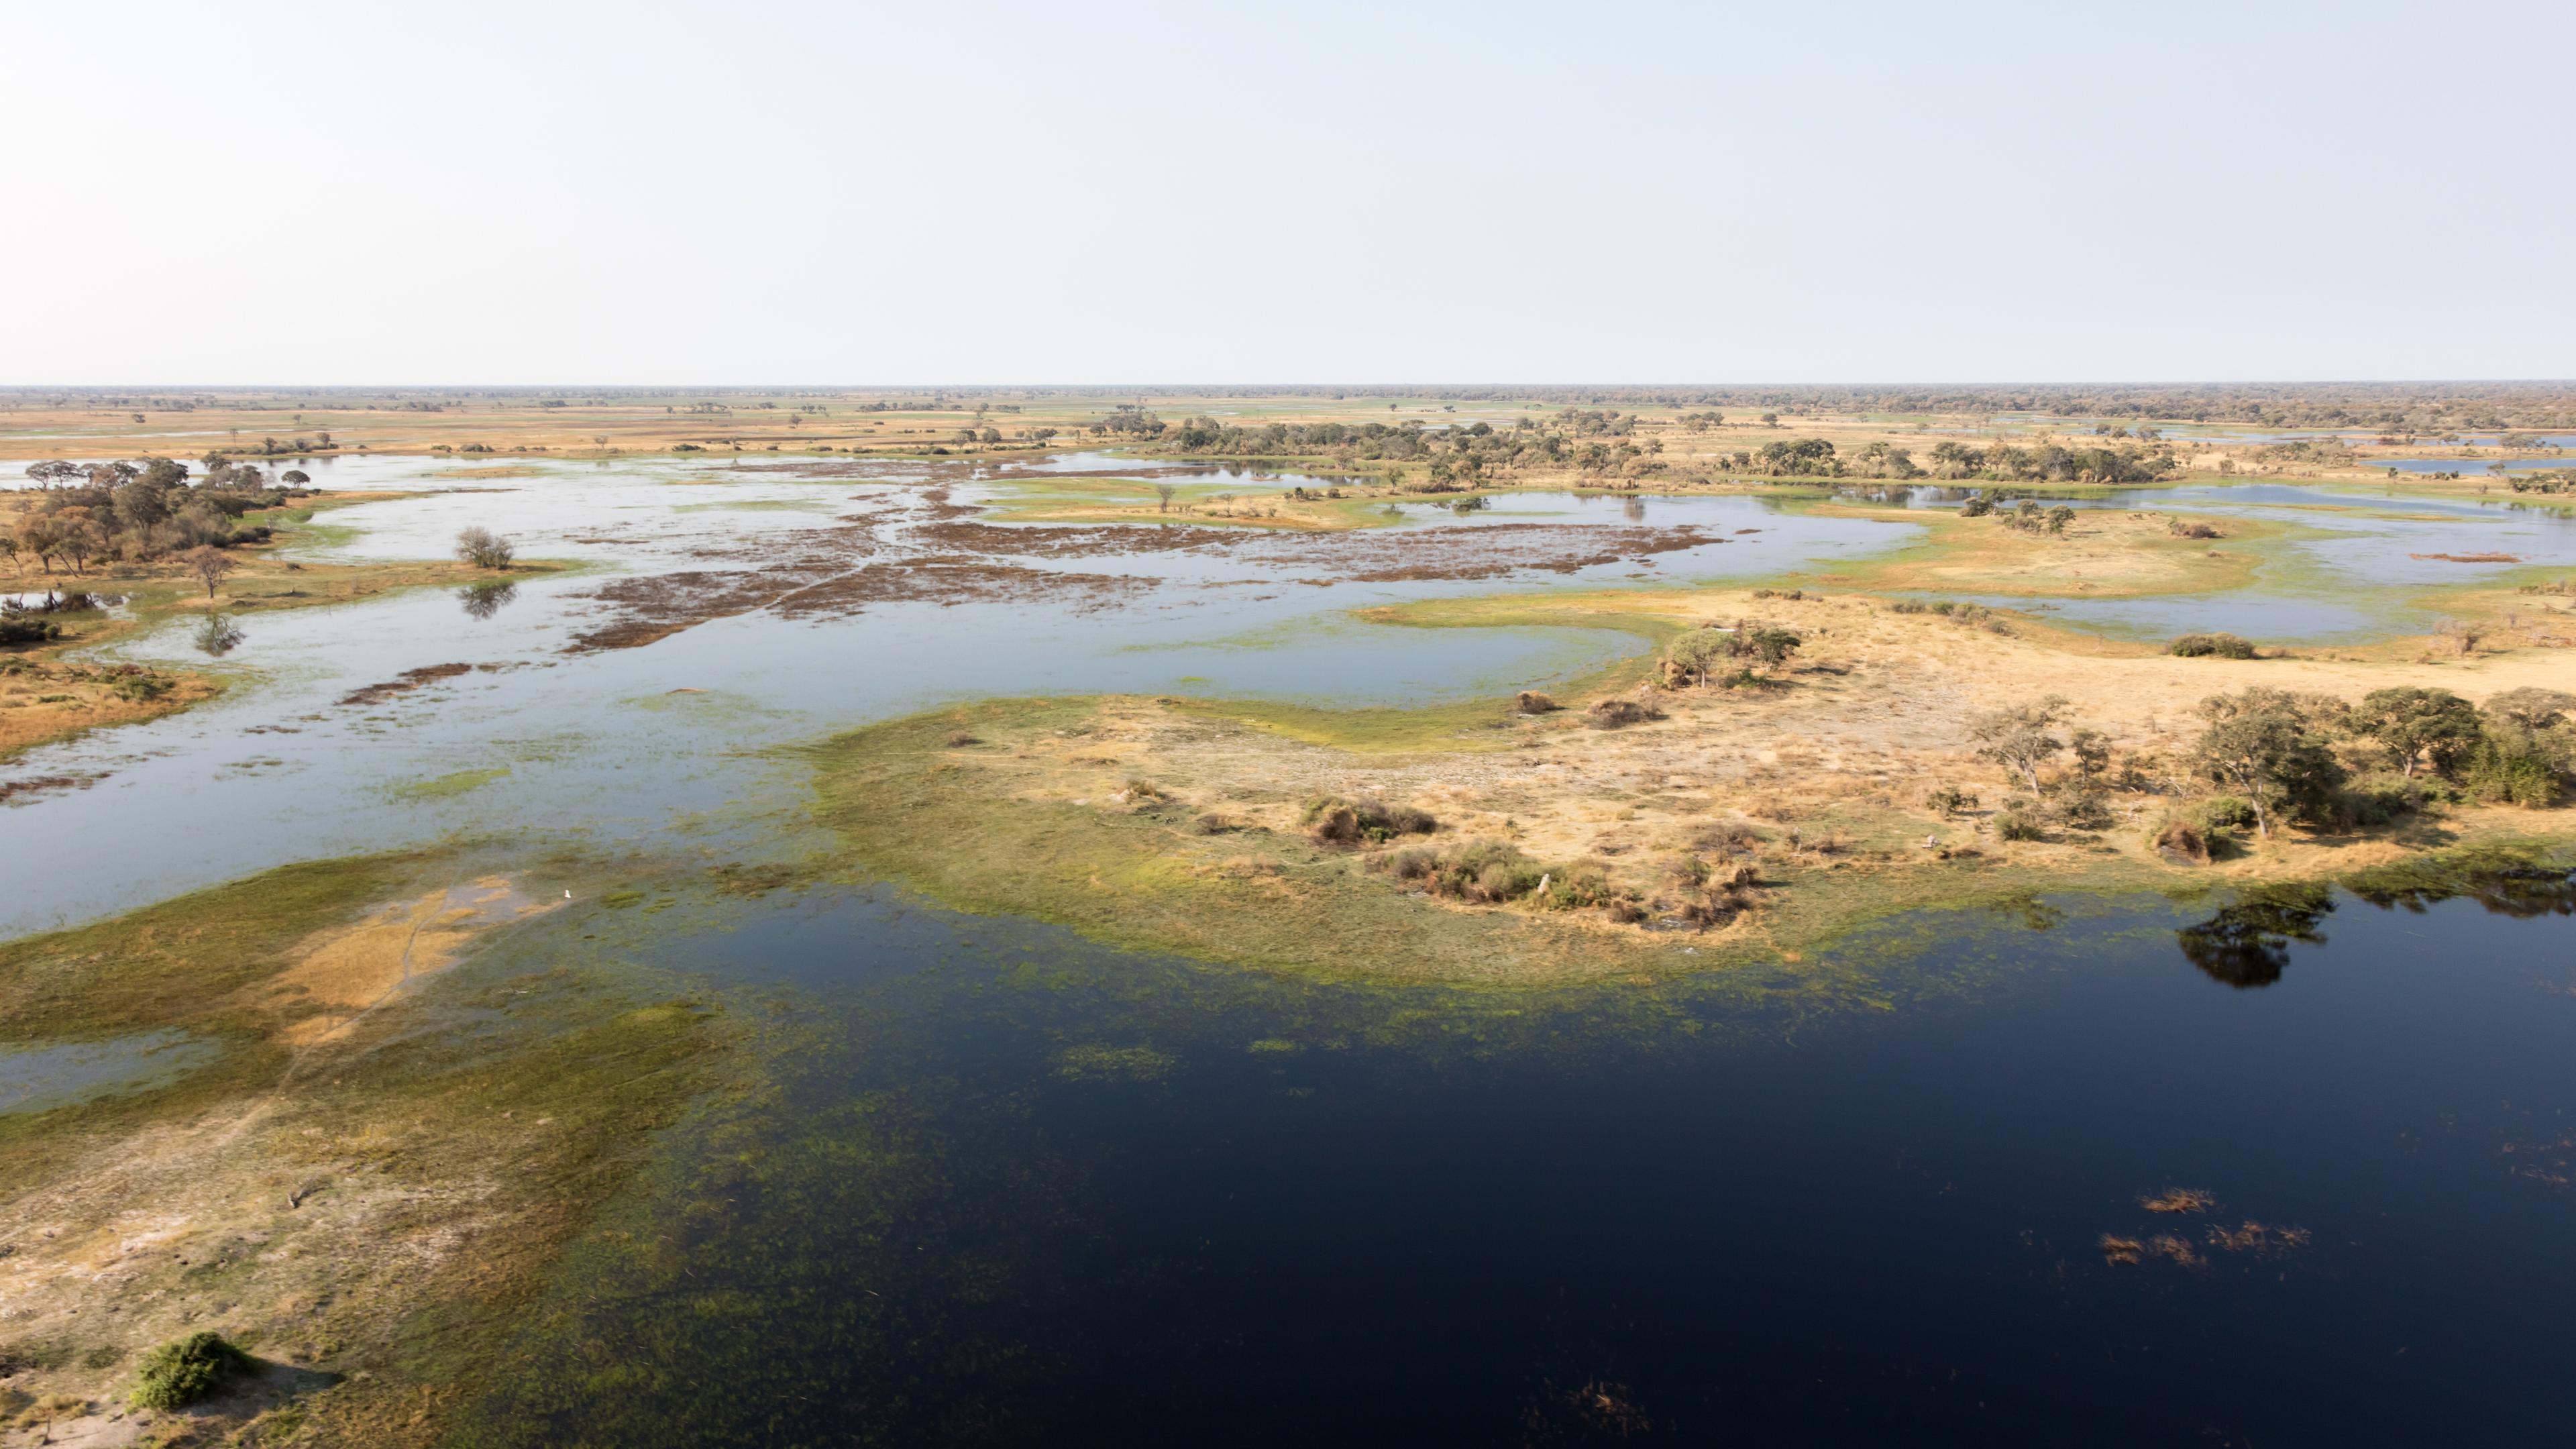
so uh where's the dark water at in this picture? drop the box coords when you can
[453,872,2576,1447]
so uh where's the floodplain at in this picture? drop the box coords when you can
[5,386,2576,1446]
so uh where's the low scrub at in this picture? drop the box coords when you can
[1387,839,1544,902]
[2169,632,2257,659]
[1513,690,1559,714]
[1585,697,1666,729]
[1303,794,1438,847]
[129,1331,248,1411]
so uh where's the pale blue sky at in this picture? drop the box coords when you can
[6,0,2568,384]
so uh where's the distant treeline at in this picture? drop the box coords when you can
[11,383,2572,431]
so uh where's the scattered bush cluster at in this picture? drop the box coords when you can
[2169,633,2257,658]
[1302,795,1438,848]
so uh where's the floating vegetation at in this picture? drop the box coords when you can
[2140,1187,2216,1214]
[1055,1043,1175,1082]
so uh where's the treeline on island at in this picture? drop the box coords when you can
[6,456,307,577]
[1104,405,2180,488]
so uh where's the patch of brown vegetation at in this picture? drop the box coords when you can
[264,878,555,1046]
[2139,1187,2216,1214]
[335,663,481,708]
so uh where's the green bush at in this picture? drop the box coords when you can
[2170,632,2257,659]
[1994,810,2046,841]
[129,1332,248,1411]
[2463,741,2558,807]
[2058,791,2115,830]
[2194,796,2258,833]
[0,617,63,647]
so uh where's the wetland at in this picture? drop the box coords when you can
[7,388,2576,1446]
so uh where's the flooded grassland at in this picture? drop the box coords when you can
[6,447,2576,1444]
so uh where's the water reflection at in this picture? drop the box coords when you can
[2175,883,2332,987]
[193,612,245,656]
[2347,864,2576,919]
[460,580,519,619]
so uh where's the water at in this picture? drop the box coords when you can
[1848,480,2576,640]
[0,459,1912,935]
[15,449,2576,1442]
[0,1031,221,1115]
[442,874,2576,1446]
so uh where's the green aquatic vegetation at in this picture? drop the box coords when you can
[390,765,510,800]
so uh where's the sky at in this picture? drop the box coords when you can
[5,0,2570,386]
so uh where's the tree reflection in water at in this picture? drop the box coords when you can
[194,612,245,656]
[460,582,519,620]
[2177,864,2576,987]
[2176,883,2332,989]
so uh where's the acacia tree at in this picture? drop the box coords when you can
[181,545,236,599]
[1968,695,2069,792]
[2193,688,2347,838]
[2347,686,2481,777]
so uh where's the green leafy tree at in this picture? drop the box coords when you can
[2347,686,2481,778]
[2193,688,2347,838]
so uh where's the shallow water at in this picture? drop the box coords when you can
[0,458,1909,934]
[1854,480,2576,640]
[0,1031,220,1116]
[442,873,2576,1446]
[15,450,2576,1442]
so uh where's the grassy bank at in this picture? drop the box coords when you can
[0,851,726,1446]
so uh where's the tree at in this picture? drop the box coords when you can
[280,468,310,486]
[2483,688,2576,730]
[1154,483,1178,513]
[1728,620,1803,674]
[1663,629,1731,688]
[1968,695,2069,792]
[2347,686,2480,778]
[455,526,515,570]
[2193,688,2347,838]
[181,545,236,599]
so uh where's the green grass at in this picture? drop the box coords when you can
[390,766,511,800]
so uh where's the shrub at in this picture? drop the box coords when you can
[1302,795,1437,847]
[1585,698,1665,729]
[1925,785,1979,816]
[1397,841,1547,902]
[2058,790,2115,830]
[2153,818,2212,864]
[1674,862,1764,926]
[129,1331,248,1411]
[1994,810,2046,841]
[454,526,516,570]
[2194,796,2259,833]
[110,675,174,702]
[1693,820,1765,855]
[1534,863,1617,910]
[1513,690,1559,714]
[2463,741,2557,807]
[0,617,63,646]
[2336,773,2426,825]
[2169,633,2257,659]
